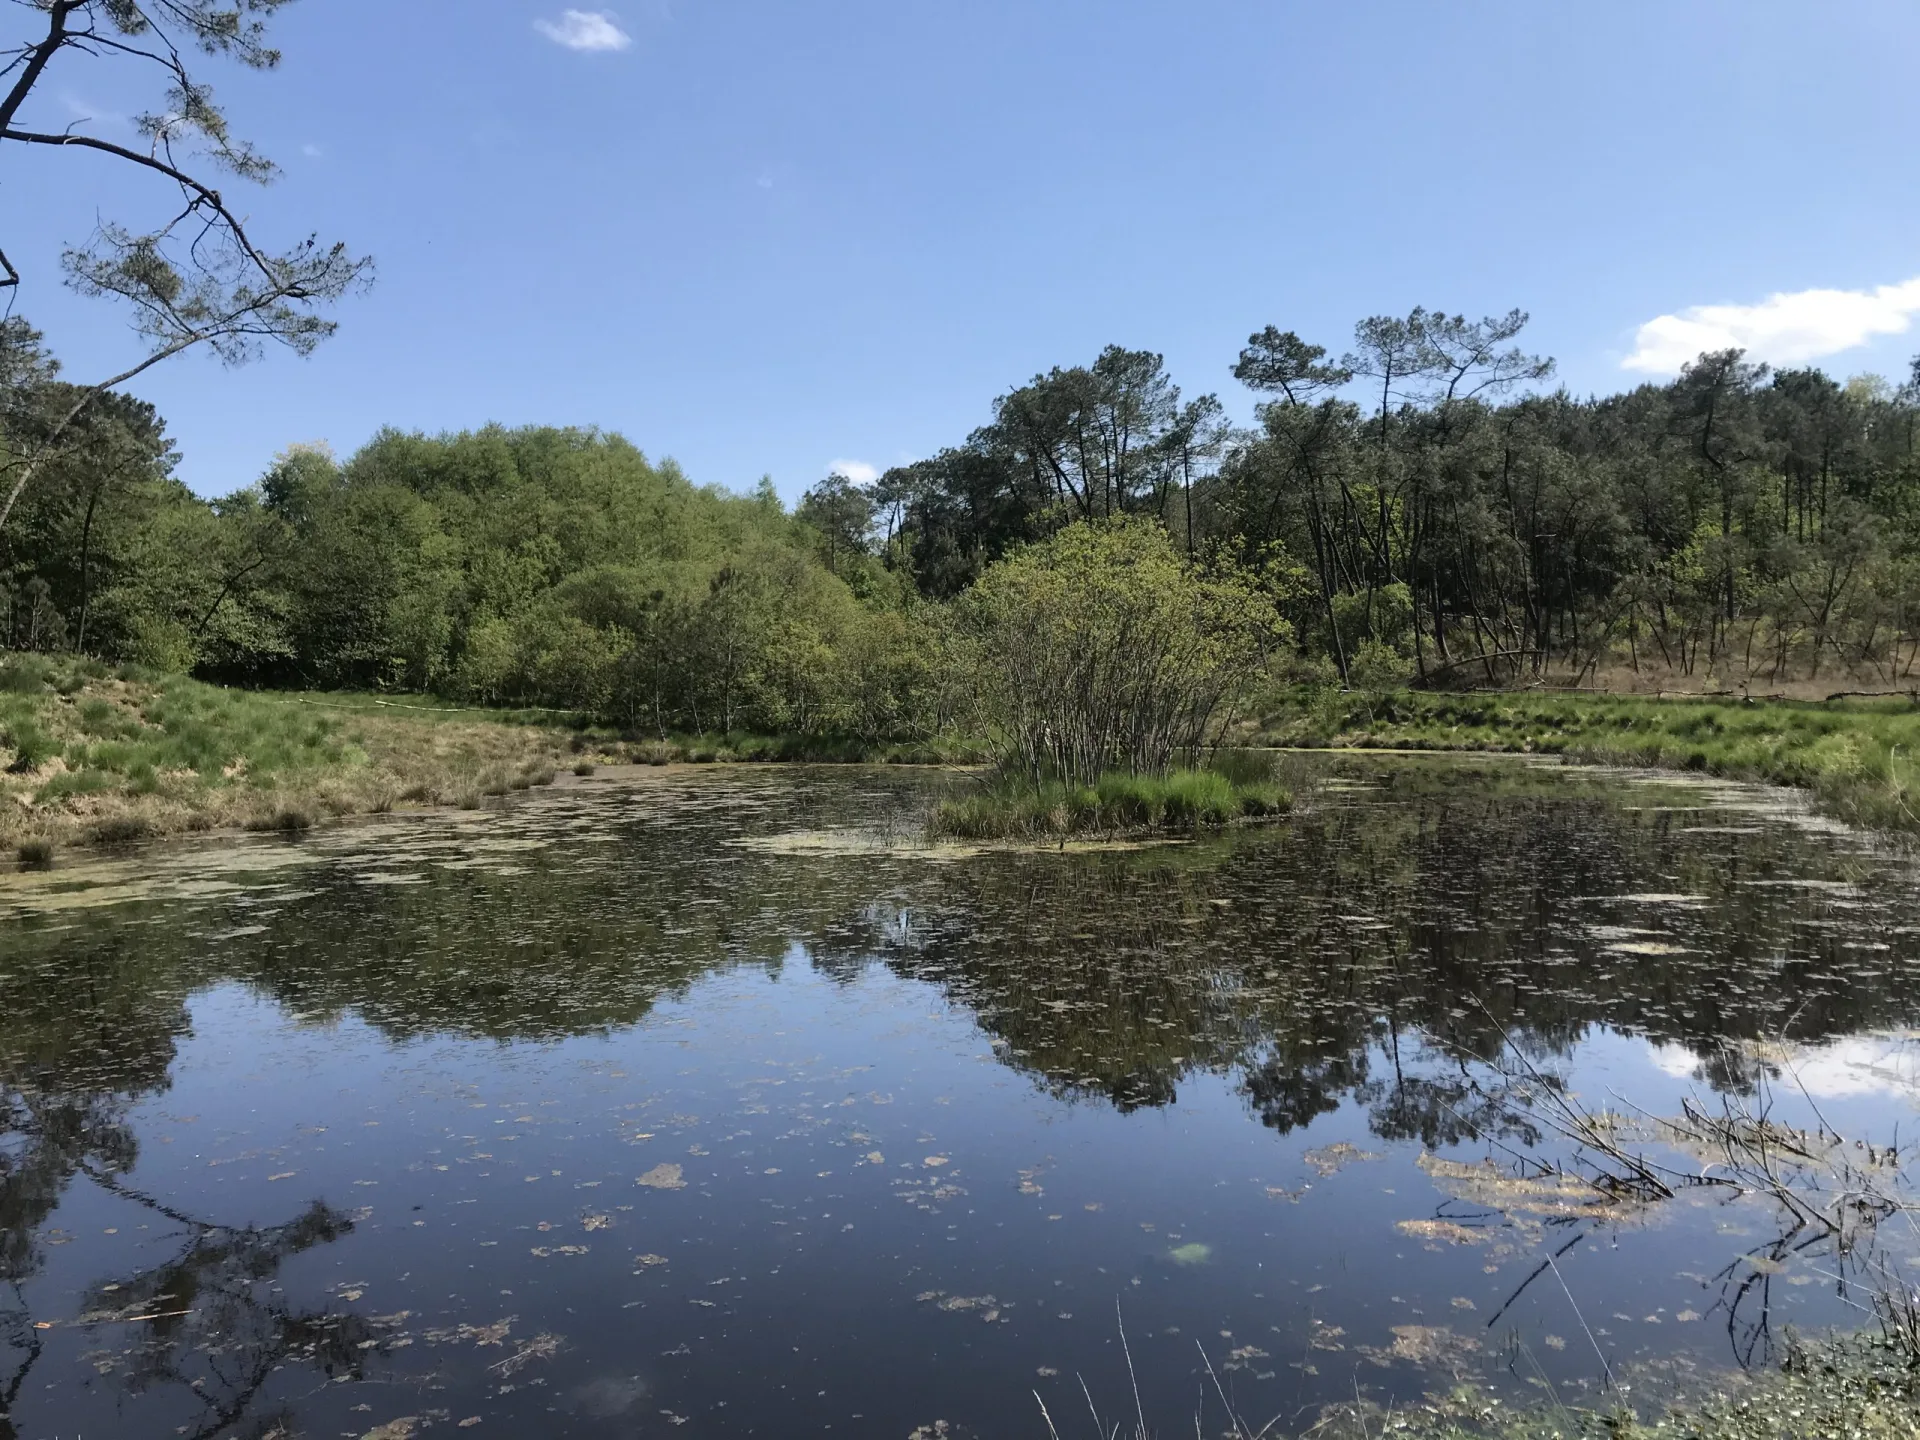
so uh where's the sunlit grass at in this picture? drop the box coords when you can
[0,655,578,854]
[0,655,987,858]
[1258,687,1920,833]
[932,763,1289,840]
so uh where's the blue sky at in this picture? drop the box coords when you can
[8,0,1920,500]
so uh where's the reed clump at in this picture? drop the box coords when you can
[933,764,1288,840]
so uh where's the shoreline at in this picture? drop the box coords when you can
[0,657,980,868]
[1253,688,1920,837]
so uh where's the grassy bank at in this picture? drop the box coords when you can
[0,655,978,863]
[1255,687,1920,833]
[1326,1334,1920,1440]
[932,764,1289,840]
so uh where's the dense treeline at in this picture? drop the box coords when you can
[7,307,1920,743]
[878,314,1920,688]
[0,319,946,738]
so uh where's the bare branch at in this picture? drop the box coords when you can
[0,0,82,133]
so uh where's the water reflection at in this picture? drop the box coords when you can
[0,759,1915,1436]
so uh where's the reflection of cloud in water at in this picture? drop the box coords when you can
[1649,1035,1920,1100]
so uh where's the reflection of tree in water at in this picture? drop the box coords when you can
[821,777,1920,1142]
[0,929,185,1436]
[0,1095,370,1439]
[0,933,370,1439]
[70,1173,371,1440]
[11,765,1912,1136]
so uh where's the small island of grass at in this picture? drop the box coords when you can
[932,520,1291,841]
[933,764,1289,840]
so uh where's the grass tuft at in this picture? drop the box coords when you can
[88,815,155,846]
[246,807,314,834]
[933,763,1289,840]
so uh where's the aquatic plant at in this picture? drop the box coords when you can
[931,764,1288,839]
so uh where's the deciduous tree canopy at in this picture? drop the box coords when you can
[7,306,1920,752]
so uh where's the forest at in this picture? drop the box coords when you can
[5,306,1920,745]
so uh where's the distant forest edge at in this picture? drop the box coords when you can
[6,307,1920,739]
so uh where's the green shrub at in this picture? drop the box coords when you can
[3,721,57,772]
[89,815,155,845]
[0,657,50,694]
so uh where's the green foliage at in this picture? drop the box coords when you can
[958,518,1287,785]
[15,311,1920,789]
[1260,687,1920,833]
[1347,636,1411,693]
[2,422,944,743]
[1325,1336,1920,1440]
[882,314,1920,691]
[932,765,1288,839]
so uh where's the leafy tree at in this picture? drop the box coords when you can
[959,518,1285,784]
[796,472,876,577]
[0,0,370,534]
[0,383,177,652]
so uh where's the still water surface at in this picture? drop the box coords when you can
[1,758,1917,1438]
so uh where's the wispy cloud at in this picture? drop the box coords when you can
[535,9,632,52]
[301,142,325,159]
[827,459,878,484]
[1624,276,1920,374]
[61,92,128,131]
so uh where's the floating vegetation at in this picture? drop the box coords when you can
[1304,1141,1381,1177]
[1395,1218,1496,1246]
[636,1163,687,1190]
[1360,1323,1482,1373]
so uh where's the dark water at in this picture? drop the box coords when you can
[1,758,1917,1439]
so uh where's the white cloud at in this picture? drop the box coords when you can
[535,9,632,51]
[1648,1037,1920,1101]
[61,92,128,131]
[826,459,878,485]
[301,143,324,158]
[1624,275,1920,374]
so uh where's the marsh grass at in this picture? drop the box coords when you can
[1258,688,1920,834]
[0,656,578,852]
[1063,1325,1920,1440]
[933,761,1289,840]
[245,808,314,834]
[0,654,982,854]
[1291,1334,1920,1439]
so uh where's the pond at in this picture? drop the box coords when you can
[1,757,1917,1439]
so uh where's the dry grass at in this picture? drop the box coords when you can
[0,656,579,855]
